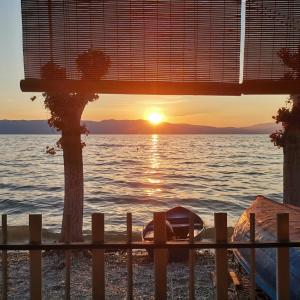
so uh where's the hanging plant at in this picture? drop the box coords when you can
[270,96,300,148]
[270,46,300,148]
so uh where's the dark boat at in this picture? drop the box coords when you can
[232,196,300,300]
[142,206,205,261]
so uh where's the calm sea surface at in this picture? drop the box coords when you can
[0,134,283,235]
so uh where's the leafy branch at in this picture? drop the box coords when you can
[270,46,300,148]
[31,49,111,154]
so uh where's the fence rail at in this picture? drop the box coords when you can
[0,212,295,300]
[0,240,299,250]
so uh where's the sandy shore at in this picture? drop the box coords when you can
[1,249,270,299]
[0,226,234,244]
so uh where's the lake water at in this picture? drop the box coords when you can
[0,134,283,237]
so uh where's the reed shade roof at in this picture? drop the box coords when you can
[21,0,241,94]
[244,0,300,81]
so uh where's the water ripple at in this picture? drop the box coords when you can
[0,134,283,233]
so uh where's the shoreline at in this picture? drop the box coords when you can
[0,226,235,244]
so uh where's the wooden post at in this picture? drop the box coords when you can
[92,213,105,300]
[250,213,256,300]
[214,213,228,300]
[154,212,167,300]
[276,213,289,300]
[2,215,7,300]
[127,213,133,300]
[189,213,195,300]
[29,214,42,300]
[65,214,71,300]
[283,128,300,206]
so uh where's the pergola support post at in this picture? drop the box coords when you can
[283,127,300,207]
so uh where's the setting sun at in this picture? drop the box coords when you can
[147,112,164,125]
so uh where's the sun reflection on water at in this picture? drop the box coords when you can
[145,134,162,196]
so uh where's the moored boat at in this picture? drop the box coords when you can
[142,206,205,260]
[232,196,300,300]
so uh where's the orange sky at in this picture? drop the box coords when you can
[1,89,287,127]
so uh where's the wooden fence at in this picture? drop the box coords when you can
[0,212,298,300]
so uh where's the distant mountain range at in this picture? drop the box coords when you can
[0,119,281,134]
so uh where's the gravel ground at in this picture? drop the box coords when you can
[1,249,269,299]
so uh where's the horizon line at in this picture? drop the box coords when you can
[0,118,277,129]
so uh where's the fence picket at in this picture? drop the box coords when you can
[250,213,256,300]
[189,213,195,300]
[127,213,133,300]
[154,212,167,300]
[2,215,7,300]
[65,214,71,300]
[276,213,289,300]
[29,214,42,300]
[215,213,228,300]
[92,213,105,300]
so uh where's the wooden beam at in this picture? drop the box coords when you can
[20,79,300,95]
[20,79,241,95]
[242,80,300,94]
[0,241,298,251]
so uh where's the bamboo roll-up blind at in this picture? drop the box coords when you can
[21,0,241,87]
[244,0,300,81]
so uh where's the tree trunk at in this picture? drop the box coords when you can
[283,95,300,206]
[283,128,300,206]
[60,113,84,242]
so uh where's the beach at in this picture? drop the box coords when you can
[2,249,265,299]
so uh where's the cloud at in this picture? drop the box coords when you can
[168,102,220,117]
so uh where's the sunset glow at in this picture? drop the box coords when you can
[147,112,164,125]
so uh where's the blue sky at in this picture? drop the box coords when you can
[0,1,287,126]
